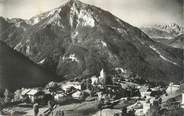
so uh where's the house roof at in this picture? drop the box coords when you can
[72,90,81,98]
[139,86,149,92]
[61,82,81,91]
[21,89,31,95]
[27,89,39,95]
[43,89,51,94]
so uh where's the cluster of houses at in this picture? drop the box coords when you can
[6,69,184,116]
[20,88,52,105]
[19,82,83,105]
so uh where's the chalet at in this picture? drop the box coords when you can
[61,81,81,92]
[127,100,151,116]
[161,83,182,103]
[143,101,151,114]
[54,92,67,102]
[72,90,82,100]
[26,89,45,103]
[166,83,180,96]
[139,86,151,98]
[21,89,31,98]
[150,87,163,97]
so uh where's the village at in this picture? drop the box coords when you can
[0,68,184,116]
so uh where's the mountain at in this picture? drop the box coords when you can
[140,24,184,49]
[0,0,183,82]
[154,23,184,35]
[141,24,184,39]
[0,40,57,93]
[0,17,30,48]
[140,26,174,39]
[169,34,184,49]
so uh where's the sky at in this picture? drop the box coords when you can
[0,0,183,26]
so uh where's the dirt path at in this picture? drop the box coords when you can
[54,101,99,116]
[25,107,48,116]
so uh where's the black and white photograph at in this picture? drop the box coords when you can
[0,0,183,115]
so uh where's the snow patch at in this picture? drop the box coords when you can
[38,59,46,64]
[47,8,61,17]
[70,3,95,27]
[32,17,39,25]
[78,10,95,27]
[63,54,79,63]
[27,7,62,25]
[101,40,107,47]
[15,22,21,28]
[149,45,177,65]
[26,17,40,25]
[47,13,64,28]
[48,10,56,17]
[54,20,64,28]
[112,27,127,35]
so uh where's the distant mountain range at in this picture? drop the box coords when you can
[140,24,184,48]
[141,23,184,38]
[154,24,184,35]
[0,0,183,88]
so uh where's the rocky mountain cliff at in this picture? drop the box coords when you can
[0,0,183,82]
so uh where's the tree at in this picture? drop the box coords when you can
[33,103,39,116]
[14,89,22,101]
[128,109,135,116]
[4,89,11,103]
[48,100,54,110]
[46,81,60,93]
[146,105,161,116]
[121,106,128,115]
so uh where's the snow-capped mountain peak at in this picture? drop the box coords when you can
[26,0,96,28]
[69,1,95,28]
[151,23,184,35]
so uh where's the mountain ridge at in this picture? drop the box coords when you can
[0,40,59,92]
[0,0,183,83]
[140,24,184,48]
[140,23,184,38]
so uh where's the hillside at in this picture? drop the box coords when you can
[0,41,57,93]
[0,17,30,47]
[169,34,184,49]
